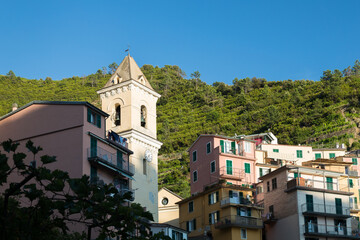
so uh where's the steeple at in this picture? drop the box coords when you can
[103,55,153,90]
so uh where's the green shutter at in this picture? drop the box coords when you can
[216,211,220,222]
[229,190,233,198]
[208,194,211,205]
[226,160,232,175]
[297,150,303,158]
[209,213,212,224]
[335,198,342,214]
[192,151,197,162]
[216,191,219,202]
[260,168,263,177]
[87,108,92,122]
[90,137,97,157]
[96,114,101,128]
[245,163,250,173]
[247,208,251,216]
[220,140,224,153]
[349,179,354,188]
[329,153,335,158]
[326,177,333,190]
[315,153,321,159]
[231,141,236,154]
[306,194,313,212]
[355,197,358,204]
[90,166,97,183]
[294,173,301,178]
[353,158,358,165]
[273,149,279,153]
[193,219,196,230]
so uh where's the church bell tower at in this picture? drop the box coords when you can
[97,54,162,221]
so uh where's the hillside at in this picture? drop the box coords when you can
[1,61,360,197]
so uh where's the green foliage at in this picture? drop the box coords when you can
[0,140,166,240]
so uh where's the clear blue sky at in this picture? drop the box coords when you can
[1,0,359,85]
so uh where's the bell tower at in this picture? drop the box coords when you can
[97,54,162,221]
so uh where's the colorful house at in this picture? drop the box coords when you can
[158,187,183,228]
[188,135,257,195]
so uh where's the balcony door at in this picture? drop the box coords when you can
[90,137,97,157]
[304,216,318,233]
[306,194,314,212]
[335,198,342,215]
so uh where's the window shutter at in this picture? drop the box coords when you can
[231,141,236,154]
[90,137,97,157]
[193,219,196,230]
[260,168,263,177]
[247,208,251,216]
[209,213,212,224]
[220,140,224,153]
[216,211,220,221]
[87,108,91,122]
[117,150,123,168]
[216,191,219,202]
[229,190,233,198]
[96,114,101,128]
[208,194,211,205]
[186,221,189,232]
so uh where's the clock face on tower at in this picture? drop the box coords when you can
[145,149,153,162]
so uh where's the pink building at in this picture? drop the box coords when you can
[0,101,134,198]
[188,134,257,195]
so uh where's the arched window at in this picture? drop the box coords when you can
[140,105,146,128]
[115,105,121,126]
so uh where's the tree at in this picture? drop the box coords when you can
[108,62,118,74]
[6,70,15,78]
[0,139,168,240]
[45,77,53,84]
[190,71,201,91]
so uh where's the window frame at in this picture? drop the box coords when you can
[272,178,277,190]
[206,141,211,154]
[240,228,247,239]
[329,153,335,159]
[193,170,198,183]
[208,191,219,205]
[352,158,358,165]
[296,150,303,158]
[226,160,233,175]
[188,201,194,213]
[210,160,216,173]
[315,153,321,160]
[87,108,101,128]
[244,163,251,174]
[192,150,197,162]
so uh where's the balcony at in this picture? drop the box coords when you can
[215,215,263,229]
[87,147,134,176]
[348,170,358,177]
[220,197,263,209]
[219,166,245,180]
[286,178,350,194]
[303,223,359,239]
[350,203,360,213]
[301,203,351,218]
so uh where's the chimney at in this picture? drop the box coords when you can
[12,103,18,111]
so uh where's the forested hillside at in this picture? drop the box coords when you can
[1,60,360,197]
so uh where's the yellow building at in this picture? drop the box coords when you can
[158,187,183,228]
[177,183,263,240]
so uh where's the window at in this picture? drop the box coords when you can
[272,178,277,190]
[244,141,251,153]
[208,191,219,205]
[117,150,123,168]
[240,229,247,239]
[353,158,358,165]
[115,104,121,126]
[210,161,216,173]
[186,219,196,232]
[226,160,233,175]
[237,207,251,217]
[171,230,183,240]
[90,137,97,157]
[209,211,220,224]
[162,198,169,205]
[220,140,235,154]
[335,198,342,215]
[306,194,314,212]
[140,105,146,128]
[259,168,263,177]
[349,179,354,188]
[329,153,335,158]
[245,163,251,173]
[326,177,333,190]
[273,149,279,153]
[229,190,233,198]
[87,108,101,128]
[296,150,303,158]
[90,166,97,184]
[269,205,274,217]
[192,151,197,162]
[193,171,198,182]
[267,181,270,192]
[206,142,211,154]
[189,201,194,212]
[143,158,147,175]
[315,153,321,160]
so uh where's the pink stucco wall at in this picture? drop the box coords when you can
[189,135,257,195]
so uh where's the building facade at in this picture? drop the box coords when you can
[158,187,183,228]
[188,135,257,195]
[97,54,162,221]
[260,165,358,240]
[178,184,263,240]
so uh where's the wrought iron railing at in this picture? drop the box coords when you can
[215,215,263,229]
[303,223,355,237]
[301,203,351,216]
[219,166,245,179]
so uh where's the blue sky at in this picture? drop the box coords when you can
[1,0,359,85]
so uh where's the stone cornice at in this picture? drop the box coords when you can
[119,129,162,151]
[97,80,161,100]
